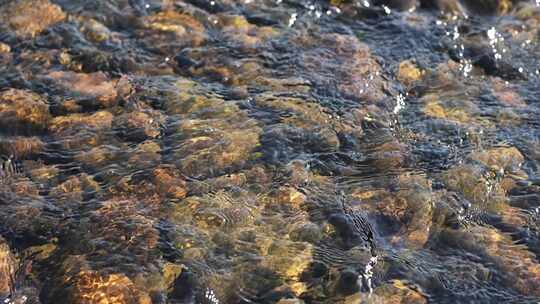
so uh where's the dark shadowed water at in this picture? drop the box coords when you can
[1,0,540,303]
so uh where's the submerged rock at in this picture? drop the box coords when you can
[469,146,524,173]
[49,111,113,134]
[303,33,385,102]
[460,0,512,15]
[442,163,507,207]
[345,279,427,304]
[397,60,424,88]
[264,241,313,281]
[420,0,465,14]
[0,236,16,298]
[218,14,280,49]
[78,18,111,43]
[0,43,10,54]
[276,186,307,209]
[171,116,261,178]
[373,0,419,11]
[47,255,152,304]
[113,110,164,142]
[49,173,100,203]
[137,10,206,55]
[490,78,527,108]
[44,71,119,109]
[0,0,66,38]
[421,93,479,125]
[0,89,51,135]
[0,136,44,158]
[153,167,187,200]
[440,227,540,297]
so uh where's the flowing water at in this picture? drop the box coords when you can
[1,0,540,303]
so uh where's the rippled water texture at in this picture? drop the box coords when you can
[1,0,540,303]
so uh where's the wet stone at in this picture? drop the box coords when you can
[27,162,60,186]
[297,33,386,102]
[344,279,427,304]
[276,298,305,304]
[397,60,424,88]
[420,0,465,14]
[48,255,152,304]
[74,144,124,170]
[172,120,261,178]
[421,93,479,125]
[441,163,507,207]
[137,10,206,55]
[0,136,44,158]
[276,186,307,209]
[490,78,527,108]
[153,167,187,200]
[0,236,16,298]
[461,0,512,15]
[0,89,51,135]
[78,17,111,43]
[289,222,322,244]
[49,173,100,203]
[187,171,247,195]
[390,175,434,248]
[218,14,280,49]
[49,111,114,135]
[0,0,540,302]
[373,0,419,11]
[43,71,119,109]
[439,227,540,297]
[469,146,525,173]
[263,240,313,283]
[0,43,10,53]
[113,110,164,142]
[0,0,66,38]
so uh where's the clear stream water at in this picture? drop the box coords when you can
[1,0,540,303]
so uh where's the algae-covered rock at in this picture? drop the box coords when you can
[289,222,322,244]
[490,78,527,108]
[439,227,540,297]
[49,173,100,203]
[264,240,313,282]
[397,60,424,87]
[44,71,119,108]
[461,0,512,15]
[138,10,206,54]
[373,0,419,11]
[441,163,507,207]
[0,136,45,158]
[173,122,261,178]
[153,166,187,200]
[74,145,123,170]
[0,236,16,298]
[49,255,152,304]
[422,93,478,124]
[0,43,10,53]
[276,187,307,209]
[218,14,280,49]
[79,18,111,43]
[49,111,113,134]
[345,279,427,304]
[0,89,51,134]
[469,146,524,173]
[113,110,164,142]
[0,0,66,38]
[393,175,434,248]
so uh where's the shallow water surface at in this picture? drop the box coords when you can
[1,0,540,303]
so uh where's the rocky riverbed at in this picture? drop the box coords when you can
[1,0,540,303]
